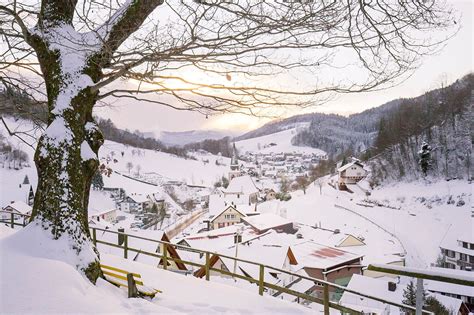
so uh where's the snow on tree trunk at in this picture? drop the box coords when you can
[28,21,105,283]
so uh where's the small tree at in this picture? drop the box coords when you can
[126,162,134,174]
[296,176,309,194]
[91,170,104,190]
[150,203,158,214]
[425,296,450,315]
[221,176,229,189]
[315,178,325,195]
[418,141,433,176]
[280,177,289,194]
[402,280,418,307]
[135,164,141,176]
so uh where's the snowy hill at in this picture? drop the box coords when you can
[158,129,239,147]
[235,127,326,155]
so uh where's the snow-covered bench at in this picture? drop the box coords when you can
[100,264,162,299]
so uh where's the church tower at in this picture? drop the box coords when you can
[229,143,241,180]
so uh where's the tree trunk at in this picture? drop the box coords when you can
[30,81,104,283]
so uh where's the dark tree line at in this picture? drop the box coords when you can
[184,137,233,157]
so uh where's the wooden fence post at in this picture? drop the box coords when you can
[415,278,424,315]
[127,273,138,298]
[258,264,264,296]
[92,228,97,246]
[323,283,330,315]
[163,245,168,270]
[123,234,128,259]
[205,252,210,281]
[10,212,14,228]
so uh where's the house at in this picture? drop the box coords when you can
[264,189,277,201]
[439,222,474,271]
[209,205,247,230]
[424,267,474,312]
[88,190,118,223]
[241,213,295,234]
[224,175,260,204]
[89,208,117,223]
[337,161,367,188]
[2,201,33,221]
[340,274,470,315]
[120,194,149,213]
[291,241,364,300]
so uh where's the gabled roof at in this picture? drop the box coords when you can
[126,194,149,203]
[209,205,247,223]
[225,175,260,195]
[337,161,365,173]
[291,241,363,270]
[241,213,293,233]
[3,201,32,214]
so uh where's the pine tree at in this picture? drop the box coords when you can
[402,280,417,306]
[91,171,104,190]
[418,141,432,176]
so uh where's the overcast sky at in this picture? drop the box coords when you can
[95,0,473,136]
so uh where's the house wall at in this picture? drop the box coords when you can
[337,235,365,247]
[211,207,245,229]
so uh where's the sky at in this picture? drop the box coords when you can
[95,0,473,136]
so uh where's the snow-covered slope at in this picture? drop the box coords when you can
[0,225,315,315]
[235,127,326,155]
[100,140,229,187]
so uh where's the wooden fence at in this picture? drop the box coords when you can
[90,226,434,315]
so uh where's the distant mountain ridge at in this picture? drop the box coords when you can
[158,129,240,146]
[235,99,404,158]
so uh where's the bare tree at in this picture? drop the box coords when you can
[315,177,325,195]
[126,162,133,174]
[0,0,456,282]
[135,164,141,176]
[296,176,309,194]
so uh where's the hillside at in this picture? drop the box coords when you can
[235,126,326,156]
[367,74,473,183]
[159,129,239,147]
[235,99,403,157]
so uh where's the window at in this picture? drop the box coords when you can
[460,253,467,262]
[462,242,469,249]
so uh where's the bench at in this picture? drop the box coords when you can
[100,264,162,299]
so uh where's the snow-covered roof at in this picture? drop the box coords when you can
[337,161,365,173]
[88,190,117,218]
[225,175,259,195]
[3,201,32,215]
[439,220,474,254]
[290,241,362,270]
[242,213,293,232]
[208,193,253,216]
[127,194,149,203]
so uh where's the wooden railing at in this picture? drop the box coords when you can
[90,226,434,315]
[0,210,31,228]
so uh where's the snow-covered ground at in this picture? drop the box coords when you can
[257,178,471,269]
[0,224,316,315]
[100,140,229,187]
[235,128,326,155]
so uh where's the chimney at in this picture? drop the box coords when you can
[388,282,396,292]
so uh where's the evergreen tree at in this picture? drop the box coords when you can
[418,141,433,176]
[222,176,229,189]
[91,171,104,190]
[402,280,417,307]
[425,296,450,315]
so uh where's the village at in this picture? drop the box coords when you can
[1,141,472,314]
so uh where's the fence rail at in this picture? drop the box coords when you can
[0,210,31,228]
[90,226,434,315]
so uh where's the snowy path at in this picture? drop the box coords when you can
[165,209,207,239]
